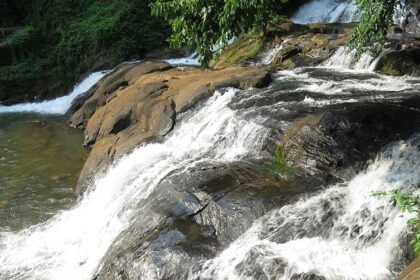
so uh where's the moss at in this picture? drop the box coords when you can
[211,32,264,68]
[375,49,420,77]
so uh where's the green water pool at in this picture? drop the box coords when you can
[0,113,88,231]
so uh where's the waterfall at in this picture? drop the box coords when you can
[187,134,420,280]
[0,71,109,115]
[258,38,292,66]
[164,52,201,66]
[0,53,201,115]
[292,0,360,24]
[0,89,268,280]
[164,38,236,66]
[323,46,385,71]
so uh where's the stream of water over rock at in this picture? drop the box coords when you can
[0,46,419,279]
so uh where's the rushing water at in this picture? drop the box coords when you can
[0,45,419,280]
[0,72,108,115]
[187,134,420,280]
[0,90,268,279]
[292,0,360,24]
[164,52,201,66]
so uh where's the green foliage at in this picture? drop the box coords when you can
[374,185,420,255]
[348,0,414,57]
[272,147,296,178]
[0,0,170,99]
[151,0,290,66]
[215,32,264,67]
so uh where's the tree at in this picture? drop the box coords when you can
[348,0,415,56]
[151,0,289,66]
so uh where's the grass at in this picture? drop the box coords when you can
[271,146,297,178]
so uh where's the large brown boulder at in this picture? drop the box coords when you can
[68,61,173,128]
[73,61,271,192]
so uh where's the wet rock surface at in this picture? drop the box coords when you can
[72,61,272,191]
[90,74,420,279]
[375,47,420,76]
[212,22,355,69]
[281,97,420,183]
[93,162,305,279]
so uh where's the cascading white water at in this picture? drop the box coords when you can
[0,89,268,280]
[323,46,383,71]
[0,54,201,115]
[164,38,236,66]
[164,52,201,66]
[258,38,292,66]
[292,0,360,24]
[187,133,420,280]
[0,71,109,115]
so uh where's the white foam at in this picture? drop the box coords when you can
[0,89,268,280]
[292,0,360,24]
[164,52,201,66]
[258,38,292,65]
[187,134,420,280]
[0,71,109,115]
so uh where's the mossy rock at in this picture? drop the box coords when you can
[375,48,420,76]
[210,33,264,69]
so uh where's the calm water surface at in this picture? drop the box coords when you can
[0,114,87,231]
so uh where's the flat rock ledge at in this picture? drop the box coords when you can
[69,61,271,193]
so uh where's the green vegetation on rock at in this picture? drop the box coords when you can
[0,0,170,102]
[211,32,264,68]
[348,0,416,57]
[151,0,289,66]
[374,185,420,255]
[272,147,297,178]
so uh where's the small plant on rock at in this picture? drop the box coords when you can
[374,185,420,255]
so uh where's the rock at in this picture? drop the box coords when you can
[211,23,354,70]
[281,97,420,182]
[68,61,173,126]
[375,47,420,76]
[274,30,349,69]
[394,4,420,34]
[398,256,420,280]
[210,33,264,69]
[93,162,302,280]
[266,22,310,36]
[290,273,326,280]
[74,61,272,191]
[307,23,355,35]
